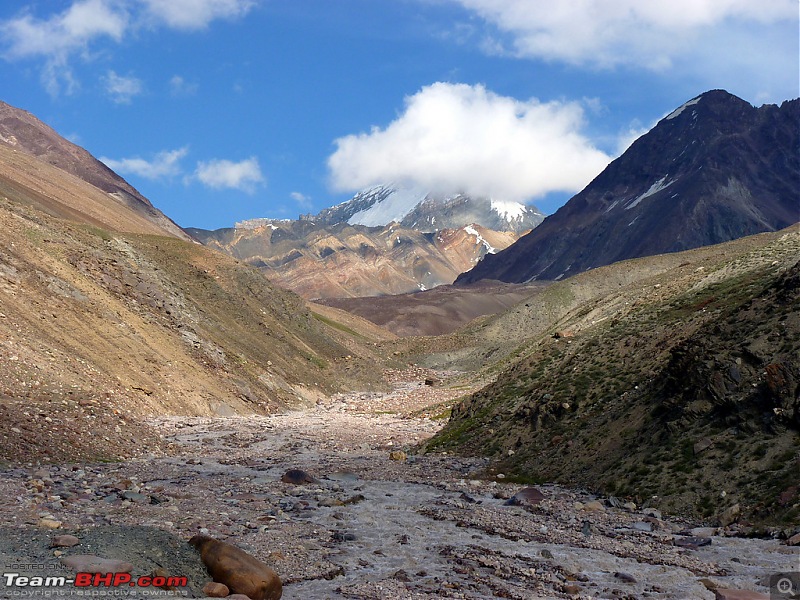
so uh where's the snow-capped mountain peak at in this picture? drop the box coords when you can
[315,183,544,234]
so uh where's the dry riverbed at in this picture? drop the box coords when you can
[0,370,797,599]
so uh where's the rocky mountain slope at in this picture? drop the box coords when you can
[0,113,395,465]
[429,227,800,525]
[458,90,799,284]
[190,184,544,299]
[0,100,191,242]
[189,220,520,299]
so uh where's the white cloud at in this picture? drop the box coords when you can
[0,0,257,95]
[448,0,797,70]
[0,0,128,96]
[140,0,257,30]
[194,157,265,192]
[290,191,313,210]
[101,147,189,179]
[328,82,612,202]
[169,75,198,96]
[0,0,127,60]
[102,70,143,103]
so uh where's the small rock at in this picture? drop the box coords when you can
[61,555,134,574]
[202,582,230,597]
[392,569,411,582]
[713,589,769,600]
[632,521,652,532]
[614,572,637,584]
[505,487,545,507]
[694,438,714,455]
[719,503,740,527]
[38,518,62,529]
[120,491,149,503]
[540,549,554,559]
[641,507,661,519]
[690,527,717,537]
[342,494,366,505]
[673,536,712,549]
[281,469,316,485]
[51,534,80,547]
[563,583,581,594]
[785,532,800,546]
[583,500,605,512]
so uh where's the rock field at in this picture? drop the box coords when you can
[0,370,797,599]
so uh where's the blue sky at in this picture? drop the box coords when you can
[1,0,797,230]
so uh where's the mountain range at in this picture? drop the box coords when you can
[189,187,543,298]
[457,90,800,284]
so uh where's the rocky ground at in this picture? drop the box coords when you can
[0,370,797,599]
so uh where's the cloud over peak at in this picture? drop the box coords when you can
[328,82,612,202]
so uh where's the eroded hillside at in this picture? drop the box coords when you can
[0,193,391,464]
[427,228,800,525]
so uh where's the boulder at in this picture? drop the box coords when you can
[504,487,545,507]
[190,534,282,600]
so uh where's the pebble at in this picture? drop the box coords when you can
[202,582,229,597]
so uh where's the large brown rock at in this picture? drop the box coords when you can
[189,534,282,600]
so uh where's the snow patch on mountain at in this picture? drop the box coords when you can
[626,176,675,210]
[490,199,528,222]
[347,186,428,227]
[464,225,497,255]
[665,96,702,120]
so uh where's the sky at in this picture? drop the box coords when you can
[0,0,797,230]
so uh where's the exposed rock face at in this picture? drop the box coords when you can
[458,90,800,284]
[0,100,191,241]
[189,220,521,299]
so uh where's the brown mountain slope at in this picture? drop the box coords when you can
[189,221,520,299]
[0,180,391,465]
[427,227,800,525]
[0,100,190,241]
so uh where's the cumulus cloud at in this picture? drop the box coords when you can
[194,157,265,192]
[0,0,257,95]
[328,82,612,202]
[103,70,143,103]
[0,0,128,95]
[448,0,797,70]
[140,0,257,30]
[101,147,189,179]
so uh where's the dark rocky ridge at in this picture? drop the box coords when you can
[457,90,800,284]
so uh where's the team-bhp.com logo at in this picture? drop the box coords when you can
[4,571,188,589]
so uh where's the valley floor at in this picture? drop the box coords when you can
[0,371,797,599]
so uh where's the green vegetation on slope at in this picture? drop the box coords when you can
[428,232,800,526]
